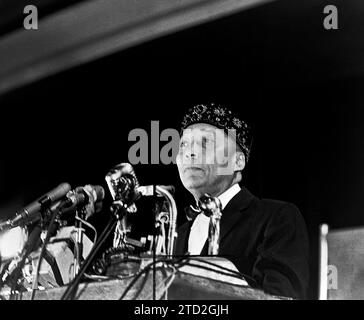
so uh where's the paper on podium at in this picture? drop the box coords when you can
[177,256,249,287]
[137,255,249,287]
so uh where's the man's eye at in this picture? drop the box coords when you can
[180,141,188,148]
[202,137,211,148]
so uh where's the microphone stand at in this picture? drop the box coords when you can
[30,208,60,299]
[152,190,165,300]
[152,188,157,301]
[0,197,56,299]
[72,210,85,279]
[60,202,129,300]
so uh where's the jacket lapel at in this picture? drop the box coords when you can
[200,187,255,254]
[174,220,193,255]
[176,187,256,256]
[219,187,255,243]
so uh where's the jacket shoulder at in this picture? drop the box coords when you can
[260,198,298,210]
[256,198,304,223]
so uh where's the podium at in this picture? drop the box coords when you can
[11,257,286,300]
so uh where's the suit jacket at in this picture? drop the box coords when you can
[175,187,310,299]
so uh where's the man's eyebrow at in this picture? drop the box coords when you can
[200,128,218,133]
[182,127,219,137]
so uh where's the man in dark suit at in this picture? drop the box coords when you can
[174,103,309,299]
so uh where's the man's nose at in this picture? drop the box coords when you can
[184,149,197,160]
[184,142,198,161]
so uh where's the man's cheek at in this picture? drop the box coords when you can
[176,152,186,165]
[176,153,183,166]
[216,159,235,176]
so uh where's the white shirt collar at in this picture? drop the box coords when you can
[187,183,241,255]
[217,183,241,210]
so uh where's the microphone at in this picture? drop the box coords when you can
[105,163,140,205]
[60,185,105,219]
[198,194,222,217]
[0,183,71,231]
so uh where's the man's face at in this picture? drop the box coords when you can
[176,123,238,197]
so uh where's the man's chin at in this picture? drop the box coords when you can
[183,178,206,191]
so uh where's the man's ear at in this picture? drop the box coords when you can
[234,151,246,172]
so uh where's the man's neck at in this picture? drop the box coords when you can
[192,180,240,205]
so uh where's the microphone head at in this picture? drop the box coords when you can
[51,183,72,202]
[72,185,105,219]
[12,182,72,228]
[36,182,72,207]
[105,163,140,204]
[199,193,222,217]
[83,185,105,203]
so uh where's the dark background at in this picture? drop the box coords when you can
[1,0,364,299]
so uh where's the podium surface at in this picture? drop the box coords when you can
[10,257,286,300]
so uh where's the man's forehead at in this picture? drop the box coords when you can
[182,123,223,135]
[181,122,241,151]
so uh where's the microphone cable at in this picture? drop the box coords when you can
[30,209,59,300]
[74,216,98,245]
[30,197,100,299]
[118,256,191,300]
[180,256,258,288]
[117,255,257,300]
[144,264,178,300]
[118,257,168,300]
[60,216,118,300]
